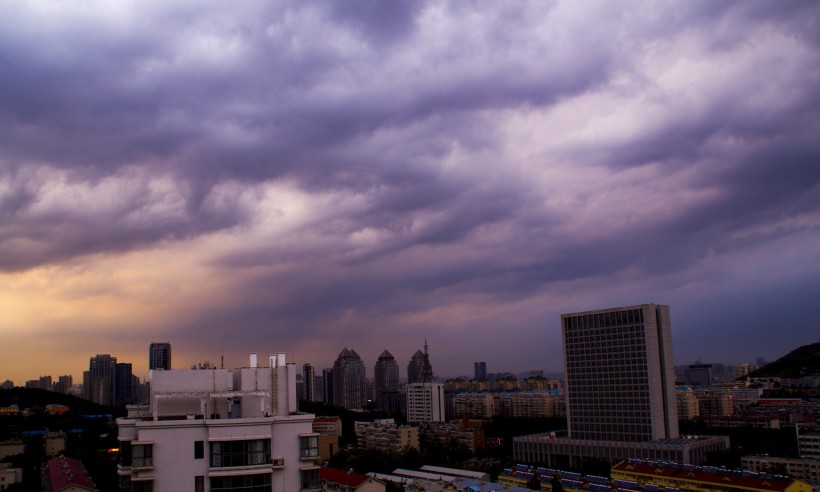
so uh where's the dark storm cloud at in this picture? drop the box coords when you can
[3,0,820,377]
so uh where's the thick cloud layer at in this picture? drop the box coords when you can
[2,1,819,381]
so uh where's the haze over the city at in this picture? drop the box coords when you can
[2,1,819,383]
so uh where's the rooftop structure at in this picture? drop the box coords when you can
[320,467,385,491]
[117,352,321,492]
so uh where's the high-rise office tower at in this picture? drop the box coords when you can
[322,368,334,404]
[332,348,367,410]
[373,350,399,411]
[407,339,434,384]
[149,342,172,371]
[86,354,118,406]
[474,361,487,380]
[513,304,728,466]
[303,363,316,401]
[115,363,134,407]
[562,304,679,442]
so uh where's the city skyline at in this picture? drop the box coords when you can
[2,2,820,383]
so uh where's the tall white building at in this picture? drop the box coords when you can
[117,353,321,492]
[562,304,678,442]
[406,382,445,422]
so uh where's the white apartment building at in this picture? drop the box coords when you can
[117,353,321,492]
[406,382,445,422]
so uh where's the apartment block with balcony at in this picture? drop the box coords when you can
[116,353,321,492]
[354,419,419,453]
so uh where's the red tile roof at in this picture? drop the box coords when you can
[321,466,370,488]
[47,456,96,492]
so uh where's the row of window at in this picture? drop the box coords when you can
[121,436,319,469]
[119,470,320,492]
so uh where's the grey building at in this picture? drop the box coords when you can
[332,348,367,410]
[374,350,399,411]
[514,304,727,466]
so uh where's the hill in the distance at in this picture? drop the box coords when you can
[750,340,820,379]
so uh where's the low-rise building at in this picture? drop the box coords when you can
[320,467,385,491]
[313,416,342,462]
[355,419,419,453]
[43,455,98,492]
[116,353,321,492]
[0,463,23,491]
[452,393,494,419]
[742,455,820,488]
[611,458,811,492]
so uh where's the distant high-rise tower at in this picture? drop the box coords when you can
[85,354,117,406]
[562,304,678,441]
[149,342,171,371]
[474,361,487,380]
[303,363,316,401]
[332,348,367,410]
[115,362,134,407]
[322,368,334,405]
[374,350,399,411]
[407,339,434,384]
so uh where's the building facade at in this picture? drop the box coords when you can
[116,353,321,492]
[563,304,678,442]
[332,348,367,410]
[149,342,171,371]
[406,382,445,422]
[373,350,399,412]
[355,420,419,453]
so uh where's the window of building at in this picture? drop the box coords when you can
[132,443,153,468]
[194,441,204,459]
[300,469,321,490]
[210,473,271,492]
[299,435,319,459]
[195,476,204,492]
[210,439,270,467]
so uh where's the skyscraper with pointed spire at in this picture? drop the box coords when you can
[332,348,367,410]
[407,338,435,384]
[374,350,399,411]
[406,339,444,422]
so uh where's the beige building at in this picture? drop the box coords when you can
[313,416,342,462]
[495,391,556,418]
[355,420,419,453]
[453,393,494,419]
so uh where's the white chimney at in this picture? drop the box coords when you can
[269,354,276,368]
[250,352,258,368]
[278,353,286,367]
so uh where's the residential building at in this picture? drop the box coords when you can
[312,417,341,462]
[406,382,445,422]
[322,368,334,405]
[332,348,367,410]
[453,393,495,419]
[116,352,321,492]
[513,304,728,466]
[742,455,820,488]
[496,391,557,418]
[149,342,171,371]
[355,420,419,453]
[320,467,385,492]
[373,350,399,412]
[54,375,73,394]
[798,423,820,460]
[85,354,117,406]
[420,421,484,454]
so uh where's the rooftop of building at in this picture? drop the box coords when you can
[612,458,798,491]
[46,455,96,492]
[320,466,371,488]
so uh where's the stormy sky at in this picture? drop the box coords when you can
[2,1,819,383]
